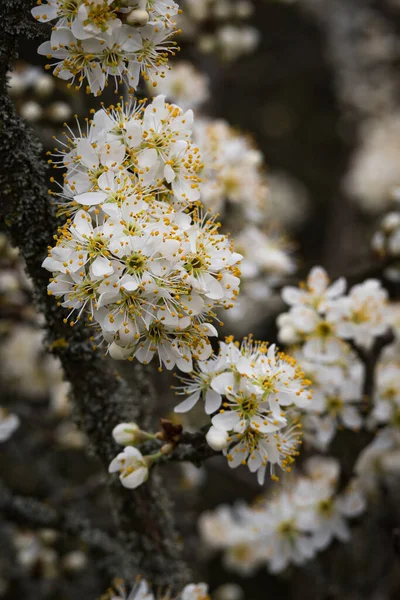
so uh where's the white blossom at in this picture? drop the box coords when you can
[175,337,311,483]
[32,0,179,94]
[108,446,149,489]
[200,456,366,575]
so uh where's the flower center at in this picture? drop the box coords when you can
[126,252,146,274]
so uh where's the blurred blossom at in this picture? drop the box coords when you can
[345,116,400,213]
[236,226,295,280]
[216,25,260,61]
[294,347,365,451]
[0,324,69,402]
[194,118,268,220]
[178,0,259,61]
[279,267,390,360]
[61,550,88,573]
[55,421,85,449]
[212,584,244,600]
[180,463,207,489]
[107,578,210,600]
[20,100,43,123]
[0,408,20,442]
[199,456,365,574]
[355,427,400,494]
[150,61,210,111]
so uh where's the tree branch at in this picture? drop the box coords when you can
[0,0,190,589]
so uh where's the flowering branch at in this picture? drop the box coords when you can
[0,0,190,589]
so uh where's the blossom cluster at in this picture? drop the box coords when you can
[293,346,365,450]
[43,95,241,371]
[276,267,393,450]
[199,456,365,575]
[32,0,180,94]
[174,336,311,484]
[107,578,209,600]
[278,266,389,358]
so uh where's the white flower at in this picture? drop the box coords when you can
[0,408,20,442]
[50,96,202,211]
[236,226,295,281]
[333,279,389,349]
[372,211,400,259]
[370,360,400,428]
[180,584,209,600]
[44,198,241,371]
[296,351,364,450]
[280,269,390,360]
[33,0,179,94]
[110,579,209,600]
[260,491,317,572]
[176,337,310,483]
[199,455,365,575]
[282,266,346,311]
[108,446,149,489]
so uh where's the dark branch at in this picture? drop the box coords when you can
[0,0,190,589]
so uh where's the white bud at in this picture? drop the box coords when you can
[206,426,229,451]
[20,101,42,123]
[112,422,140,445]
[126,8,149,26]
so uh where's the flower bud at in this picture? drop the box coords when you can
[112,422,141,445]
[206,426,229,451]
[126,8,149,27]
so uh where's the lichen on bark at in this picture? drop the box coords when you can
[0,0,191,589]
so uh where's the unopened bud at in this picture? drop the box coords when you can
[206,426,229,451]
[161,442,175,455]
[126,8,149,27]
[112,422,145,445]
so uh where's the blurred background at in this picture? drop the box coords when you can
[3,0,400,598]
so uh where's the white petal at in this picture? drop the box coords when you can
[174,390,201,413]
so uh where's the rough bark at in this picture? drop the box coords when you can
[0,0,190,588]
